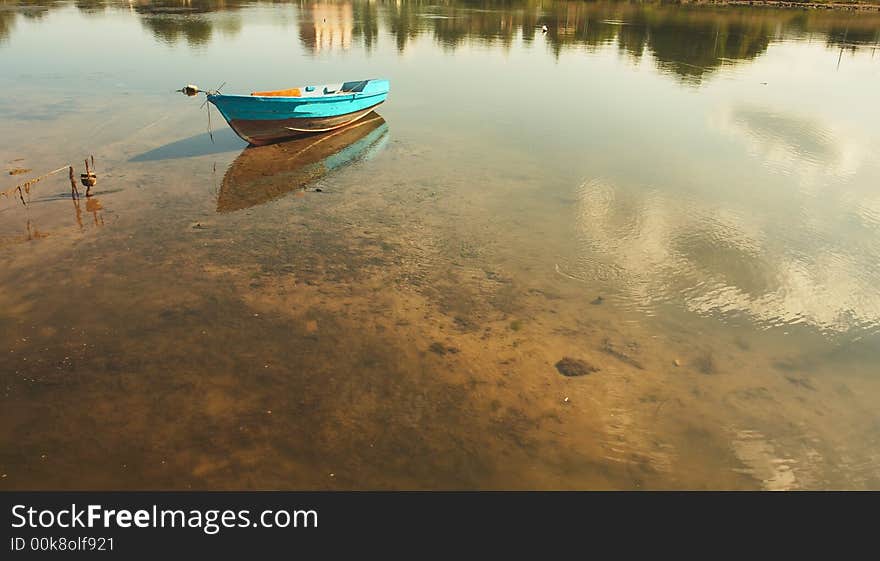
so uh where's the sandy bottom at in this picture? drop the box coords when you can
[1,113,879,490]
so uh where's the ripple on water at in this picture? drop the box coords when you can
[568,173,880,338]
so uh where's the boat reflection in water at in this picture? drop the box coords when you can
[218,112,389,213]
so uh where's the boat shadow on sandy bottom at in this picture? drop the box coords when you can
[217,112,389,213]
[128,127,248,162]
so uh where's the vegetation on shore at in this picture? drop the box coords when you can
[694,0,880,9]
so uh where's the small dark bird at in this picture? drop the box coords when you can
[541,24,548,33]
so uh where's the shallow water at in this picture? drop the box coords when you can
[1,0,879,489]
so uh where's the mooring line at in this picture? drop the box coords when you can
[2,155,96,205]
[0,166,69,200]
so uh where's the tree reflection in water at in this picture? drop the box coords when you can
[1,1,877,82]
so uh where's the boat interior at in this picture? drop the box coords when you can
[251,80,370,98]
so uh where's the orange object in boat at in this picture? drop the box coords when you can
[250,87,302,97]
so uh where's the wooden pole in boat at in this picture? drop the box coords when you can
[80,157,97,197]
[89,156,96,197]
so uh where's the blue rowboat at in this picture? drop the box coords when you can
[205,79,390,146]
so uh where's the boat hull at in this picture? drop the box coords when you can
[207,79,389,146]
[226,102,383,145]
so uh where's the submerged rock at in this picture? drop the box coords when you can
[555,357,599,377]
[695,352,716,375]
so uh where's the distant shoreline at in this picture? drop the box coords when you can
[690,0,880,11]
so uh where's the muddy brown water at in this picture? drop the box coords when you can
[1,0,879,489]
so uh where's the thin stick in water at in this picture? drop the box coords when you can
[69,166,79,199]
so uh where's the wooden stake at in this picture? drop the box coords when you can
[69,166,79,199]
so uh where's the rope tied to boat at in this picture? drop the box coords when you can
[178,82,225,144]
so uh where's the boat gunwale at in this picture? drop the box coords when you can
[209,90,388,103]
[207,79,390,103]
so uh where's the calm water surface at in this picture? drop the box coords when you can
[1,0,879,489]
